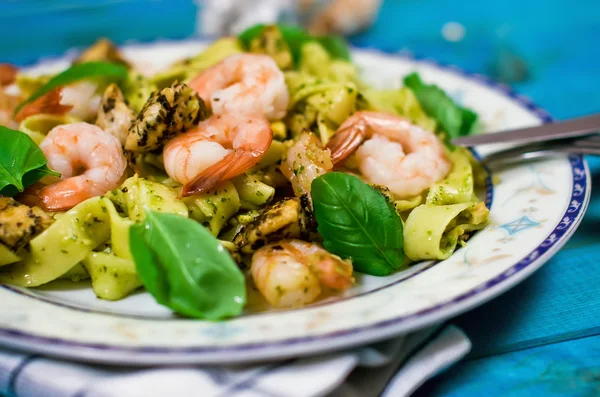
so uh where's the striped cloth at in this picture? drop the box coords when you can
[0,326,469,397]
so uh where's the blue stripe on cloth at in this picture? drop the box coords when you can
[7,356,37,397]
[217,360,296,397]
[415,332,600,397]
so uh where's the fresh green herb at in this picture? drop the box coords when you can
[15,61,129,114]
[129,210,246,320]
[403,72,478,139]
[311,172,405,276]
[238,24,350,64]
[0,126,60,196]
[315,35,351,61]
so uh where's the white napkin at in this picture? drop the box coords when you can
[196,0,298,36]
[0,325,470,397]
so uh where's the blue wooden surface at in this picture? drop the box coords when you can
[1,1,600,395]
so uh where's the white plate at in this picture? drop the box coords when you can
[0,41,590,365]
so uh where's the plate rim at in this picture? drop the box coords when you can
[0,44,591,365]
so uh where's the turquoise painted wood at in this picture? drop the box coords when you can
[0,1,599,395]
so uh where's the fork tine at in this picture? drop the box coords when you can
[481,138,600,167]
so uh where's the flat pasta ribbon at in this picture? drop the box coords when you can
[403,202,489,261]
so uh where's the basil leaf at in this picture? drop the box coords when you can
[238,24,270,47]
[129,210,246,320]
[311,172,404,276]
[404,72,478,139]
[239,24,350,64]
[15,61,129,114]
[315,36,351,61]
[0,126,60,196]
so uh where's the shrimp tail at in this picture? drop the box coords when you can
[314,258,355,290]
[38,183,85,212]
[327,123,367,164]
[15,87,73,122]
[15,183,45,207]
[181,149,265,196]
[0,63,17,86]
[280,241,354,290]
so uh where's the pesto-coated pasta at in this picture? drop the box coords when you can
[151,37,244,89]
[426,148,475,206]
[233,174,276,210]
[299,42,357,83]
[285,71,357,144]
[403,202,489,261]
[255,140,290,169]
[0,244,21,267]
[15,73,51,98]
[110,175,188,222]
[19,113,80,145]
[394,195,423,213]
[358,87,437,132]
[59,263,90,282]
[0,197,111,287]
[82,252,141,300]
[122,72,157,114]
[185,181,241,236]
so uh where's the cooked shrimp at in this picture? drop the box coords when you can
[251,240,354,308]
[15,81,101,123]
[327,111,451,199]
[188,54,288,120]
[61,81,103,121]
[281,132,333,198]
[15,88,73,122]
[0,89,20,129]
[38,122,127,211]
[163,113,272,196]
[0,64,17,86]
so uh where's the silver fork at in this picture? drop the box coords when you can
[451,114,600,166]
[481,134,600,166]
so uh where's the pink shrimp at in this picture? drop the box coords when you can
[163,113,273,196]
[188,53,289,120]
[38,122,127,211]
[251,239,354,308]
[327,111,451,199]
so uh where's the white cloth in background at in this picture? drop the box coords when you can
[0,325,470,397]
[196,0,298,36]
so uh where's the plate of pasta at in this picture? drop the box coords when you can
[0,25,590,364]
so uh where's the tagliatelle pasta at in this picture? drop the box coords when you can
[19,113,81,145]
[403,202,489,260]
[0,196,111,287]
[426,148,479,206]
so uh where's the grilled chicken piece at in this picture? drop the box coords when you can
[125,82,209,153]
[234,196,318,255]
[0,197,54,252]
[96,83,135,145]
